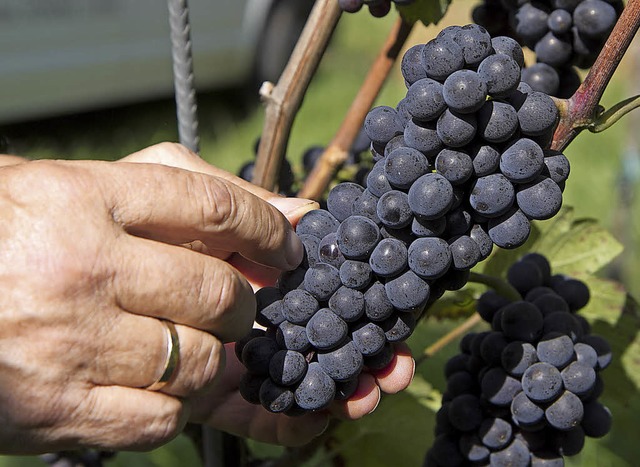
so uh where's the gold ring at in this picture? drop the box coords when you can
[146,320,180,391]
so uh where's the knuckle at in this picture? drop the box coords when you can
[143,402,186,448]
[152,142,198,164]
[189,336,225,394]
[196,177,239,230]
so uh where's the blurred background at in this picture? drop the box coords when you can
[0,0,638,465]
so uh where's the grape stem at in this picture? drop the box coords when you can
[590,94,640,133]
[298,18,414,200]
[552,0,640,151]
[251,0,342,191]
[415,313,483,366]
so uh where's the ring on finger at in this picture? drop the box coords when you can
[145,320,180,391]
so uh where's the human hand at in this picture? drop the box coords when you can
[0,144,310,454]
[122,144,416,446]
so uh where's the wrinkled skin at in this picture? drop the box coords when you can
[0,143,414,453]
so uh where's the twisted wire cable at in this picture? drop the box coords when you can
[168,0,200,153]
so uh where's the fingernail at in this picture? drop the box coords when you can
[269,197,319,218]
[284,229,305,269]
[367,389,382,415]
[410,358,416,381]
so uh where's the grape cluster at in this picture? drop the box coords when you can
[425,253,612,466]
[472,0,622,97]
[236,25,571,415]
[339,0,416,18]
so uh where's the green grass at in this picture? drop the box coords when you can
[0,4,639,466]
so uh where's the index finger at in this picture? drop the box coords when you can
[100,161,304,271]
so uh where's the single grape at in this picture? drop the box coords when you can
[449,235,481,270]
[476,100,519,143]
[448,394,484,432]
[282,289,319,325]
[403,119,443,158]
[364,281,395,321]
[561,361,597,396]
[327,182,365,222]
[477,54,521,98]
[239,372,267,405]
[491,36,526,68]
[328,286,365,322]
[470,173,516,218]
[442,69,488,114]
[470,223,494,260]
[241,337,280,375]
[522,362,564,403]
[535,32,573,67]
[543,150,571,184]
[489,438,531,467]
[294,362,336,411]
[363,341,395,369]
[299,234,320,268]
[581,401,612,438]
[269,350,308,386]
[501,301,544,342]
[376,190,413,229]
[573,342,598,368]
[338,0,364,13]
[516,91,559,137]
[296,209,340,238]
[381,312,417,342]
[506,259,543,295]
[408,173,454,220]
[573,0,617,38]
[552,276,591,311]
[318,232,346,269]
[276,321,310,352]
[400,44,427,85]
[500,138,545,184]
[459,433,490,463]
[303,263,342,301]
[364,106,403,144]
[351,189,381,224]
[369,238,408,277]
[340,259,373,290]
[336,215,381,260]
[481,367,522,406]
[437,108,477,147]
[411,216,447,237]
[515,3,549,45]
[385,270,431,311]
[545,390,584,430]
[511,391,545,427]
[531,291,571,316]
[435,148,474,185]
[422,38,465,81]
[502,341,539,377]
[317,340,364,382]
[479,417,513,450]
[451,24,494,67]
[366,160,393,198]
[306,308,348,350]
[405,78,447,120]
[351,322,386,356]
[537,333,576,369]
[408,237,452,279]
[470,143,501,177]
[522,63,560,96]
[385,147,431,189]
[548,9,573,34]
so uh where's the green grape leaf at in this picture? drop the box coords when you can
[396,0,451,26]
[327,390,435,467]
[474,207,623,279]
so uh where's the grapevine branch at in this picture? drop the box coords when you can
[252,0,342,191]
[298,18,414,200]
[415,313,483,366]
[552,0,640,151]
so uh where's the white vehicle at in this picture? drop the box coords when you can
[0,0,313,124]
